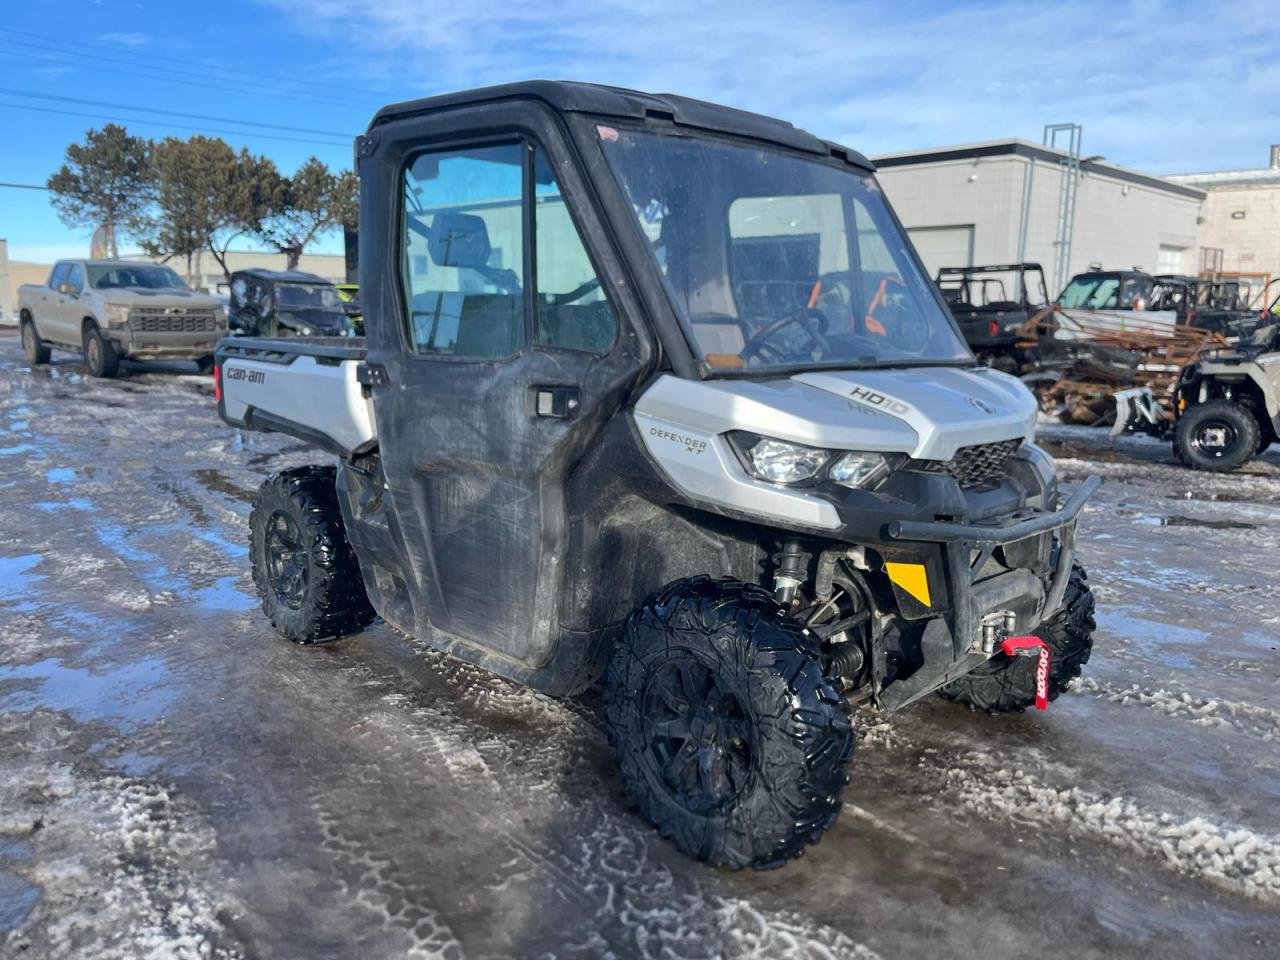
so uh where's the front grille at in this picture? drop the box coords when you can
[128,308,220,333]
[944,439,1022,487]
[914,439,1022,488]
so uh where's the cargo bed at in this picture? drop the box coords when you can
[214,336,377,455]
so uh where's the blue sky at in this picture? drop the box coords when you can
[2,0,1276,262]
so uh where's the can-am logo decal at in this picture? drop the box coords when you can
[649,426,707,455]
[849,385,911,417]
[224,366,266,385]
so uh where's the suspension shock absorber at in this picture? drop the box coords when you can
[773,541,807,607]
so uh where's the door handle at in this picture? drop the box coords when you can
[533,385,580,419]
[356,362,389,396]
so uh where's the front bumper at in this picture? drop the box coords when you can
[110,328,226,360]
[876,475,1100,710]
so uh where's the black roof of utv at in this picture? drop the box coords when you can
[369,80,875,171]
[233,268,334,285]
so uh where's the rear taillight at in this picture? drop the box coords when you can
[212,363,221,403]
[989,320,999,336]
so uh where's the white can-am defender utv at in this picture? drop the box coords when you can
[215,82,1100,869]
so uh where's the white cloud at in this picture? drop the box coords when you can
[95,31,150,46]
[258,0,1278,174]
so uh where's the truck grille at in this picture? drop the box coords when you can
[129,308,221,333]
[912,439,1023,488]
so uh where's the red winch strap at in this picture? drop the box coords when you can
[1001,635,1051,711]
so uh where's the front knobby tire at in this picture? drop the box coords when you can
[249,465,375,643]
[605,577,854,869]
[941,561,1095,712]
[1174,400,1260,473]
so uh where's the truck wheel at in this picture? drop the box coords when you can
[83,325,119,378]
[249,465,375,643]
[1174,400,1260,472]
[605,577,854,869]
[20,318,51,365]
[940,561,1095,712]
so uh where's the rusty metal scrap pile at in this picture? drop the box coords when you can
[1017,308,1228,426]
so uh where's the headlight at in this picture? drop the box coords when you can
[740,436,830,484]
[829,451,891,490]
[106,305,130,327]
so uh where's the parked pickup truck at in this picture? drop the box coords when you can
[18,259,227,377]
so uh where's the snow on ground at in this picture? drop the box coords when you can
[1,337,1278,959]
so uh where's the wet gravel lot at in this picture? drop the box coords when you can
[1,329,1278,959]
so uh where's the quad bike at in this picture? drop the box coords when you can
[1114,323,1280,471]
[215,81,1100,869]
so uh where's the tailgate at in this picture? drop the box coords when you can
[215,337,376,455]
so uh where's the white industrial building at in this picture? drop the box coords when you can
[872,139,1206,297]
[1168,146,1280,300]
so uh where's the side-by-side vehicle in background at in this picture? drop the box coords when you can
[227,269,357,338]
[18,259,226,377]
[935,262,1050,372]
[214,82,1099,869]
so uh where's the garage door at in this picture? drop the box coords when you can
[906,225,975,278]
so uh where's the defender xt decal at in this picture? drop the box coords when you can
[648,426,707,455]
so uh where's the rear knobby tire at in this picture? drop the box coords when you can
[21,317,51,365]
[1173,400,1260,473]
[249,465,375,643]
[941,561,1095,712]
[605,577,854,869]
[83,324,119,378]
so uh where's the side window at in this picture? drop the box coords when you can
[402,142,525,359]
[533,148,616,353]
[49,263,70,290]
[66,263,84,295]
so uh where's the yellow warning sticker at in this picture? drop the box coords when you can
[885,562,931,608]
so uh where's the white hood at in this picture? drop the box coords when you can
[634,366,1036,462]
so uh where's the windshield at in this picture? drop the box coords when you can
[275,282,343,311]
[88,264,188,290]
[597,127,971,372]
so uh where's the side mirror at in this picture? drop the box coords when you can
[57,282,77,297]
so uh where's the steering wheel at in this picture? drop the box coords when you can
[740,310,833,363]
[550,277,602,306]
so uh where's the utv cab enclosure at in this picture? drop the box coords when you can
[935,262,1050,372]
[216,81,1099,869]
[227,269,356,338]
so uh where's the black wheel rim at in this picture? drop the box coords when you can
[642,657,753,814]
[1192,419,1237,459]
[264,510,309,609]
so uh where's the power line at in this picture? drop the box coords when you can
[0,86,353,141]
[0,99,353,148]
[0,181,47,191]
[0,26,399,102]
[0,39,378,115]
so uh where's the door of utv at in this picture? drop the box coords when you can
[362,106,650,676]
